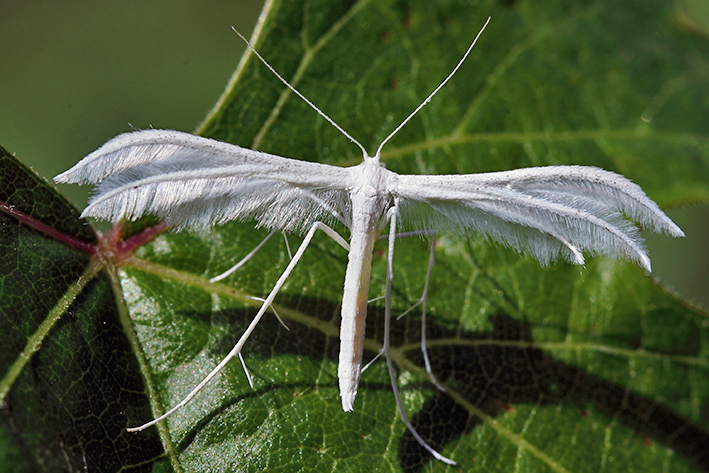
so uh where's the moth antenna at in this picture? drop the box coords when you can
[233,28,370,159]
[374,16,491,158]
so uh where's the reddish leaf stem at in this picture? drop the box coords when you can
[1,200,169,262]
[0,200,96,254]
[116,221,169,254]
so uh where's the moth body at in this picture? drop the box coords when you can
[339,159,392,410]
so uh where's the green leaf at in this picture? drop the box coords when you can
[3,0,709,472]
[0,148,165,471]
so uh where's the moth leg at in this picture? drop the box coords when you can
[280,231,293,260]
[382,200,456,465]
[210,199,336,283]
[211,231,290,358]
[375,230,445,392]
[238,353,253,389]
[210,229,279,282]
[406,233,445,392]
[362,231,430,372]
[211,230,292,342]
[128,221,349,433]
[360,349,383,373]
[245,295,289,331]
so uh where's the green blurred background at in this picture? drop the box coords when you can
[1,0,707,308]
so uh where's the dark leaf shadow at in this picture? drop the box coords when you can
[185,296,708,471]
[399,313,709,472]
[2,276,164,472]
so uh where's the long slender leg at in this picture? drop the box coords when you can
[238,353,253,388]
[382,200,456,465]
[128,222,349,432]
[376,230,444,392]
[281,231,293,260]
[210,229,278,282]
[417,234,445,392]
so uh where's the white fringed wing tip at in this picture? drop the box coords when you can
[55,130,352,233]
[392,166,683,271]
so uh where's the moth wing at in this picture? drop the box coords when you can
[390,165,683,270]
[55,130,353,232]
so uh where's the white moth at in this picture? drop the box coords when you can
[55,18,683,464]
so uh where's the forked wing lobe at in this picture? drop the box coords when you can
[55,130,353,233]
[390,166,683,271]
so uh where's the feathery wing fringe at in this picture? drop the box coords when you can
[392,167,683,270]
[55,130,352,233]
[55,129,682,270]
